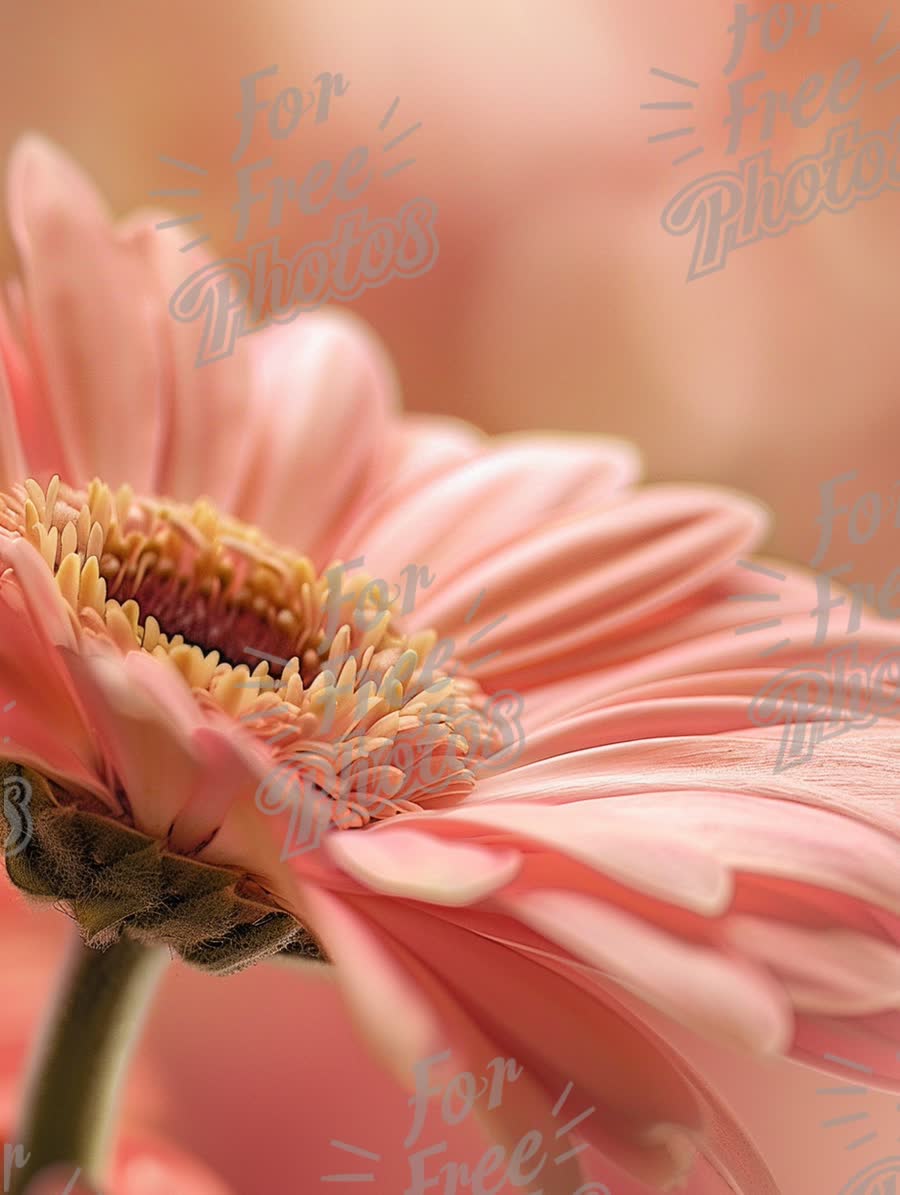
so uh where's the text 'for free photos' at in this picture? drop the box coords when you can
[154,66,439,364]
[644,2,900,280]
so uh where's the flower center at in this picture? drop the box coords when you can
[0,477,502,832]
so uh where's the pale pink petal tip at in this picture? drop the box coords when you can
[327,828,521,905]
[7,134,108,241]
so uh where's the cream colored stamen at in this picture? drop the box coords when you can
[1,477,501,832]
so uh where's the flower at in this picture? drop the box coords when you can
[3,135,900,1195]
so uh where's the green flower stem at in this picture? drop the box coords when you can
[9,931,167,1195]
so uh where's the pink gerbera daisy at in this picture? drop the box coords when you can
[2,136,900,1195]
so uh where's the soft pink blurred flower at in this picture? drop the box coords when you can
[4,136,900,1195]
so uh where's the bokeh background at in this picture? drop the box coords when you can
[2,2,900,1192]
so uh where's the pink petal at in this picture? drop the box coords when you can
[412,486,767,688]
[728,917,900,1016]
[61,649,206,838]
[352,433,642,589]
[473,729,900,848]
[7,136,164,492]
[509,890,792,1052]
[0,347,25,490]
[192,768,313,907]
[328,412,486,558]
[118,208,256,510]
[231,312,396,561]
[496,552,897,719]
[530,583,900,717]
[0,571,102,793]
[625,782,900,910]
[357,919,594,1195]
[0,535,77,651]
[166,724,267,855]
[791,1012,900,1087]
[355,897,707,1188]
[520,644,900,763]
[103,653,271,852]
[519,690,778,765]
[301,887,441,1083]
[419,800,733,914]
[327,826,520,904]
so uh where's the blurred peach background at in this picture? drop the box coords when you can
[3,2,900,1192]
